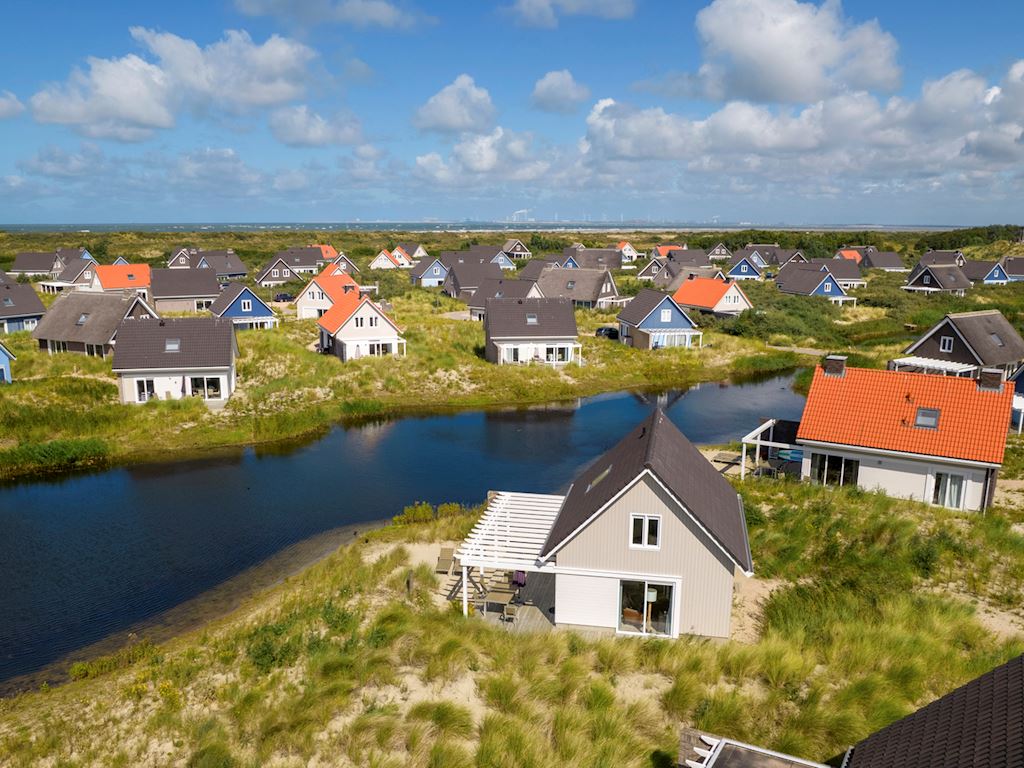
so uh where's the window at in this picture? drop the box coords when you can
[84,271,91,280]
[823,281,832,293]
[241,299,252,312]
[283,269,291,277]
[196,300,213,310]
[355,316,364,328]
[567,280,576,289]
[939,335,954,353]
[618,580,673,636]
[271,269,280,278]
[49,340,68,353]
[915,407,940,429]
[2,298,12,307]
[165,338,180,353]
[660,308,672,322]
[810,453,860,487]
[630,514,661,548]
[76,313,89,326]
[652,264,660,273]
[136,379,155,403]
[526,313,538,325]
[127,273,136,281]
[933,472,964,508]
[923,274,931,285]
[433,266,440,275]
[369,316,378,327]
[190,377,223,400]
[991,333,1005,347]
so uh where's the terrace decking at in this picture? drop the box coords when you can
[438,567,556,633]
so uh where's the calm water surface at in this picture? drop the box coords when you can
[0,374,805,684]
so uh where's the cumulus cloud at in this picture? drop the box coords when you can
[235,0,427,28]
[19,144,107,178]
[0,91,25,119]
[30,28,317,141]
[413,74,495,134]
[415,127,550,185]
[508,0,634,28]
[269,105,362,146]
[531,70,590,112]
[639,0,901,103]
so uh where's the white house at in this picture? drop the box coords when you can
[483,297,581,366]
[294,270,362,319]
[672,277,752,316]
[317,291,406,362]
[615,240,640,262]
[455,410,753,639]
[369,249,409,270]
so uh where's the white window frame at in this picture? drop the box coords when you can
[823,281,832,293]
[629,513,661,550]
[271,268,279,278]
[939,335,954,353]
[660,308,672,323]
[241,299,252,312]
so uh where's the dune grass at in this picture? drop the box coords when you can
[1,481,1021,767]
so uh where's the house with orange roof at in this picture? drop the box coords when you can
[317,291,405,362]
[369,248,409,270]
[648,244,685,260]
[614,240,640,262]
[294,268,361,319]
[672,277,751,316]
[82,264,152,299]
[741,356,1014,511]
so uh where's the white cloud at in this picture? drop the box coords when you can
[508,0,634,28]
[0,91,25,119]
[531,69,590,112]
[19,144,106,178]
[413,74,495,134]
[666,0,902,103]
[269,105,362,146]
[415,127,550,185]
[30,28,317,141]
[234,0,425,28]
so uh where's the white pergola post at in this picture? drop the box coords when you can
[461,565,468,616]
[740,443,747,480]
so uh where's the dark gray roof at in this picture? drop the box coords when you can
[55,259,92,283]
[564,247,623,270]
[845,653,1023,768]
[150,268,221,299]
[56,247,88,262]
[466,244,507,258]
[0,270,7,283]
[483,297,577,339]
[920,250,964,266]
[440,250,494,268]
[502,238,529,253]
[810,258,862,280]
[536,267,615,303]
[776,263,834,295]
[196,249,247,277]
[112,317,235,371]
[906,310,1024,366]
[396,241,425,256]
[468,278,537,309]
[864,250,905,269]
[909,264,971,290]
[617,288,679,326]
[0,282,46,319]
[962,260,1001,282]
[410,258,443,279]
[32,291,152,346]
[519,258,561,281]
[256,249,321,281]
[1003,256,1024,277]
[539,409,753,572]
[209,282,272,317]
[663,248,710,268]
[11,252,58,273]
[449,261,503,291]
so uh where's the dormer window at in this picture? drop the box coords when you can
[526,313,538,325]
[165,338,180,353]
[915,407,939,429]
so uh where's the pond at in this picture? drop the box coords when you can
[0,373,806,687]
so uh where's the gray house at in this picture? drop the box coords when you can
[112,317,237,406]
[150,268,221,312]
[443,261,504,299]
[166,248,247,281]
[455,410,753,639]
[467,278,543,321]
[904,263,971,296]
[484,297,580,365]
[534,267,618,308]
[892,310,1024,379]
[0,283,46,334]
[10,251,66,278]
[255,249,323,286]
[32,291,157,357]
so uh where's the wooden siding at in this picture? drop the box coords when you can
[911,322,981,365]
[553,474,736,638]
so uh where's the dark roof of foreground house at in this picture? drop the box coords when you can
[112,317,235,371]
[905,310,1024,367]
[55,259,93,283]
[844,653,1024,768]
[810,258,862,281]
[11,252,58,273]
[920,249,964,265]
[150,268,221,300]
[908,263,972,291]
[0,282,46,319]
[519,257,561,281]
[32,291,154,346]
[197,249,248,277]
[617,288,685,326]
[775,263,838,295]
[1002,256,1024,277]
[540,409,753,572]
[535,267,614,303]
[484,297,577,339]
[468,278,537,309]
[449,261,504,290]
[564,247,623,270]
[961,259,1002,282]
[864,250,905,269]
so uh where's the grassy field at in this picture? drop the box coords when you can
[0,478,1021,767]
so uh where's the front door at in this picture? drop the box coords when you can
[136,379,155,402]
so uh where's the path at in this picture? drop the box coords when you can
[767,344,826,357]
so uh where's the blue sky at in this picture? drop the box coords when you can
[0,0,1022,225]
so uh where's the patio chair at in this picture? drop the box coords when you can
[435,547,455,575]
[502,604,518,624]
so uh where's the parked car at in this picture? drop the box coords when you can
[595,326,619,340]
[273,292,294,303]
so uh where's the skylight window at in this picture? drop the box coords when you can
[991,333,1005,347]
[127,273,136,281]
[2,297,12,307]
[76,313,89,326]
[915,407,940,429]
[566,280,576,289]
[165,338,181,353]
[526,313,538,325]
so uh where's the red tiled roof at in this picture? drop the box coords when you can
[798,366,1013,464]
[837,249,863,263]
[316,289,364,335]
[307,267,359,302]
[672,277,743,309]
[655,244,682,257]
[312,244,338,261]
[95,264,151,289]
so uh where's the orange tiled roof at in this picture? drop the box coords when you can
[655,244,682,258]
[316,289,364,335]
[672,277,740,309]
[312,244,338,261]
[310,267,359,302]
[617,240,631,250]
[837,249,863,263]
[797,366,1013,465]
[376,249,401,267]
[95,264,151,289]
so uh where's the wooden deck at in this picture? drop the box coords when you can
[439,569,556,633]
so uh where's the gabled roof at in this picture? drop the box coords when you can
[448,261,503,289]
[0,339,15,361]
[908,264,971,291]
[617,288,694,327]
[150,268,221,299]
[563,247,623,270]
[112,317,235,371]
[468,278,538,309]
[655,265,726,292]
[0,282,46,319]
[797,366,1013,465]
[904,310,1024,367]
[95,264,151,290]
[536,267,614,302]
[519,257,561,281]
[664,248,710,268]
[302,267,360,304]
[32,291,155,345]
[11,252,59,273]
[55,259,93,283]
[410,258,446,279]
[55,247,89,262]
[836,248,863,263]
[317,291,398,336]
[1002,256,1024,277]
[615,240,634,250]
[372,249,402,267]
[257,248,323,281]
[484,297,577,339]
[502,238,528,252]
[920,249,964,266]
[811,258,862,281]
[673,277,745,309]
[727,252,763,274]
[396,241,424,256]
[539,409,753,572]
[209,282,274,317]
[776,263,846,296]
[652,244,684,257]
[844,653,1024,768]
[864,250,904,269]
[961,260,1003,282]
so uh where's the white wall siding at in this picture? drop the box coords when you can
[554,474,736,639]
[554,573,619,630]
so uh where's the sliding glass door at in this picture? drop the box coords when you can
[618,579,673,636]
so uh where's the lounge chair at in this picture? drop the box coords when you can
[435,547,455,575]
[502,604,518,624]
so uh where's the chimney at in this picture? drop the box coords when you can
[978,368,1004,392]
[823,354,847,377]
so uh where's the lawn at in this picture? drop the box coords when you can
[1,479,1021,767]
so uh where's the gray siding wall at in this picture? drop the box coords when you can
[554,474,736,638]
